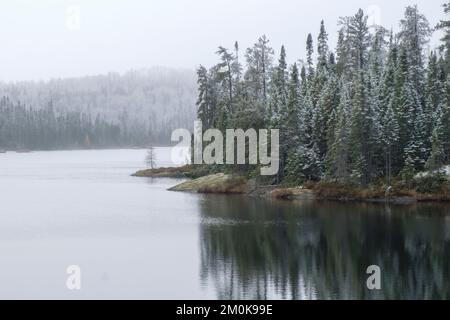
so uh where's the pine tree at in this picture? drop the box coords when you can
[398,5,431,104]
[367,27,388,176]
[193,4,447,187]
[403,102,428,170]
[398,51,427,170]
[340,9,370,71]
[298,89,314,148]
[306,33,314,81]
[216,46,236,115]
[325,82,351,182]
[426,102,448,169]
[317,20,329,70]
[380,38,403,175]
[436,2,450,69]
[335,29,348,76]
[313,70,339,160]
[349,72,372,184]
[279,63,301,180]
[285,63,301,147]
[424,52,443,150]
[232,41,243,82]
[381,100,400,185]
[285,143,322,184]
[268,46,288,128]
[245,35,274,108]
[197,65,217,129]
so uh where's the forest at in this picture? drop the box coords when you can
[196,3,450,186]
[0,67,197,150]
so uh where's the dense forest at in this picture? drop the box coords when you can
[0,96,127,149]
[196,4,450,186]
[0,67,196,150]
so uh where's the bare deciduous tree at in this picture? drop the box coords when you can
[146,146,157,169]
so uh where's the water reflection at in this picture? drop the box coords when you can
[199,196,450,299]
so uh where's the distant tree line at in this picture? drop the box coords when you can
[0,67,197,149]
[0,97,150,149]
[196,4,450,185]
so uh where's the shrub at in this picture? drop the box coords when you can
[284,146,322,185]
[413,172,449,194]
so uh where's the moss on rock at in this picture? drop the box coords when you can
[168,173,249,194]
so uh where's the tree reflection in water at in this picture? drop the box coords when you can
[199,195,450,299]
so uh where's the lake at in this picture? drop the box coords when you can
[0,148,449,299]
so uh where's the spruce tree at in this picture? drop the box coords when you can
[325,82,351,182]
[317,20,329,70]
[436,2,450,69]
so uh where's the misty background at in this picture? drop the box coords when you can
[0,0,445,148]
[0,0,443,81]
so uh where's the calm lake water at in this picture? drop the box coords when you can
[0,148,450,299]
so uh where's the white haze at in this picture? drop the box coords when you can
[0,0,444,82]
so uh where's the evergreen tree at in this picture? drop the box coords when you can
[197,65,217,129]
[349,71,373,184]
[335,29,348,76]
[325,83,351,182]
[279,63,301,181]
[398,5,431,104]
[426,101,449,169]
[306,33,314,80]
[317,20,329,69]
[268,46,288,128]
[381,100,400,184]
[340,9,370,71]
[285,63,301,148]
[245,35,274,108]
[194,4,448,185]
[436,2,450,69]
[216,46,236,116]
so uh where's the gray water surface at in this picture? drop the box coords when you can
[0,148,449,299]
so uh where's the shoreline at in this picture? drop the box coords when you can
[0,146,173,153]
[132,166,450,205]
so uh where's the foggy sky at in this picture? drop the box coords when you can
[0,0,445,82]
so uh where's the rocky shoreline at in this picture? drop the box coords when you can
[132,166,450,204]
[132,165,197,178]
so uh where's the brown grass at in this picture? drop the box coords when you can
[302,180,450,202]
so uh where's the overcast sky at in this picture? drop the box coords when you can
[0,0,445,81]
